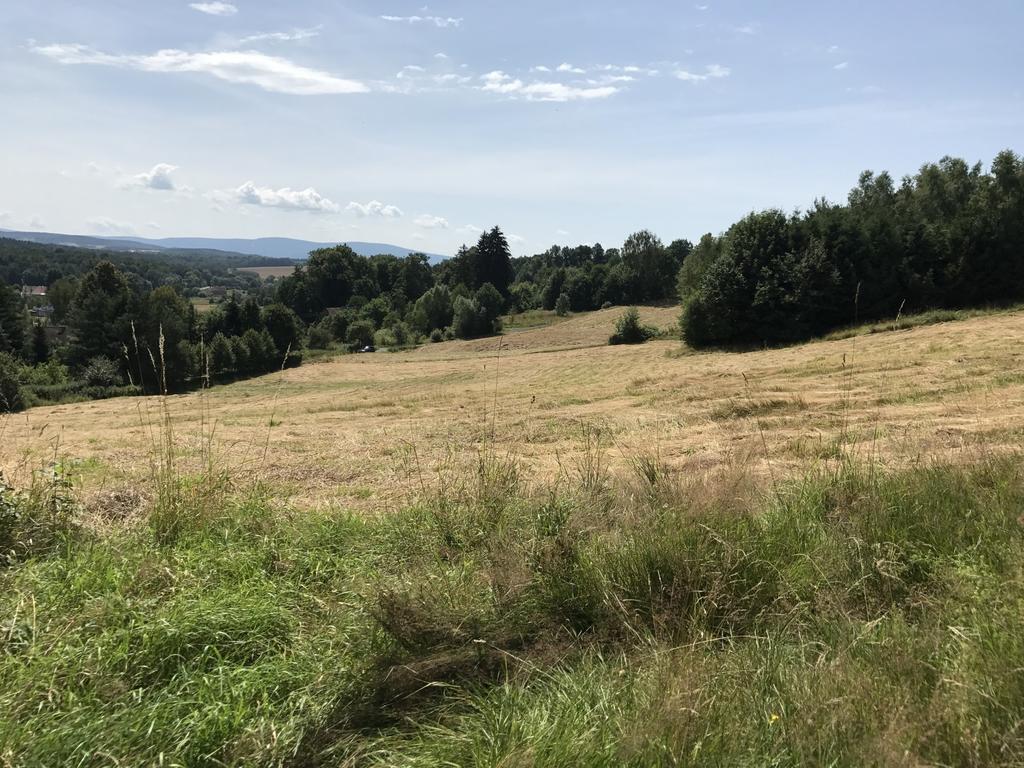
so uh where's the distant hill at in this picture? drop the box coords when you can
[108,236,446,262]
[0,230,446,263]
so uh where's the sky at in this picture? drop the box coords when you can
[1,1,1022,257]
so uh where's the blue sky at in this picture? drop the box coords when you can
[1,1,1022,256]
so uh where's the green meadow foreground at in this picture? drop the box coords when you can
[2,306,1024,766]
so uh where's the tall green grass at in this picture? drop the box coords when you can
[1,452,1023,766]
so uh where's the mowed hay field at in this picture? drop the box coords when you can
[237,265,299,279]
[2,304,1023,510]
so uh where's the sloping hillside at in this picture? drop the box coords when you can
[2,306,1023,510]
[415,305,682,356]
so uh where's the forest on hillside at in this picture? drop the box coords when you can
[1,149,1022,412]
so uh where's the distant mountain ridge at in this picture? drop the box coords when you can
[0,229,446,263]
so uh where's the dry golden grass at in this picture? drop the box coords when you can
[3,305,1023,510]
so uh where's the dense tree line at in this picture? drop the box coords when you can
[5,148,1021,412]
[0,259,302,412]
[680,150,1024,347]
[278,227,516,349]
[0,238,283,296]
[506,234,691,314]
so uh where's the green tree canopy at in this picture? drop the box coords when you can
[0,279,27,357]
[67,261,132,368]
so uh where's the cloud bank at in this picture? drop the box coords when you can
[346,200,403,218]
[233,182,341,212]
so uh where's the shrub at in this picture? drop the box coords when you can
[390,321,413,347]
[555,293,571,317]
[243,329,279,371]
[327,308,357,342]
[307,323,332,350]
[230,335,251,372]
[373,328,396,348]
[609,307,656,345]
[208,333,235,374]
[261,303,303,356]
[81,356,123,388]
[474,283,504,323]
[0,352,24,413]
[676,232,724,306]
[15,359,69,387]
[452,297,483,339]
[410,285,454,335]
[509,282,538,312]
[452,288,504,340]
[346,320,376,349]
[429,329,444,343]
[359,296,392,327]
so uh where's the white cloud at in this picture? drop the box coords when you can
[232,181,341,212]
[696,4,709,10]
[34,44,369,95]
[532,65,551,73]
[480,70,619,102]
[833,61,849,70]
[674,64,731,82]
[480,70,525,94]
[434,52,449,59]
[827,45,840,53]
[29,216,46,230]
[590,74,634,85]
[556,62,586,74]
[508,234,526,245]
[0,211,11,225]
[87,216,135,235]
[556,228,570,236]
[600,64,660,77]
[238,26,322,44]
[346,200,403,218]
[397,64,426,78]
[457,224,483,236]
[414,214,449,229]
[128,163,179,191]
[380,15,463,28]
[189,2,238,16]
[736,23,759,35]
